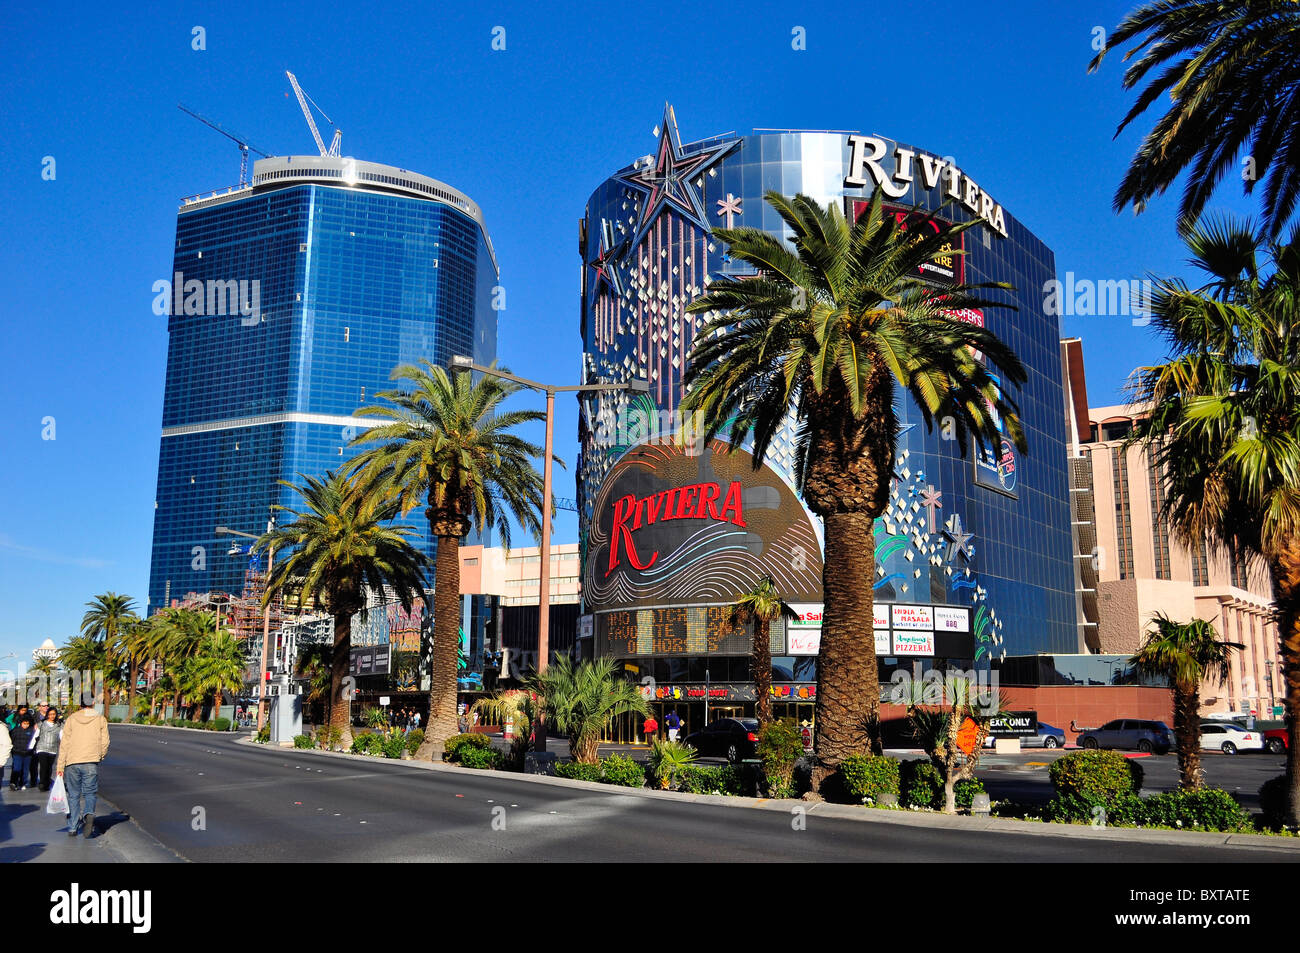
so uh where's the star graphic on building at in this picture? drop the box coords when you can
[589,217,628,298]
[616,104,737,248]
[943,513,975,562]
[716,193,743,228]
[920,485,943,533]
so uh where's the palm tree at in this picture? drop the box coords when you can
[59,635,107,709]
[728,577,797,729]
[528,657,649,764]
[185,631,249,718]
[80,592,139,713]
[1132,613,1241,789]
[149,607,215,717]
[1088,1,1300,237]
[350,360,547,760]
[121,617,156,718]
[257,469,427,750]
[1128,216,1300,822]
[681,190,1025,791]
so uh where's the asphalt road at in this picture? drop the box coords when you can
[97,726,1292,863]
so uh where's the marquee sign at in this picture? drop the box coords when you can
[846,200,965,287]
[844,135,1008,237]
[584,439,823,613]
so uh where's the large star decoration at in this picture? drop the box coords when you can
[590,217,628,298]
[943,513,975,562]
[616,103,737,248]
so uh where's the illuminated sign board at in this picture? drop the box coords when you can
[892,631,936,656]
[585,439,823,613]
[892,604,934,631]
[595,605,751,657]
[933,606,970,633]
[844,135,1008,237]
[846,200,964,287]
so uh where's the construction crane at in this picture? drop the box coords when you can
[285,70,342,157]
[177,104,271,187]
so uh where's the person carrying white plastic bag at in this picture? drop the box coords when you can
[46,774,67,815]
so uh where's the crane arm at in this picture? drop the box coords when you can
[285,71,327,156]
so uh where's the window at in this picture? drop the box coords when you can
[1111,450,1134,578]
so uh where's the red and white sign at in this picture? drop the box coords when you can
[789,603,824,628]
[892,631,936,656]
[892,604,934,631]
[933,606,970,632]
[788,630,821,656]
[873,603,891,629]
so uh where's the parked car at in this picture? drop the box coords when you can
[1076,719,1173,753]
[984,721,1066,749]
[682,717,760,763]
[1199,723,1265,755]
[1262,728,1287,755]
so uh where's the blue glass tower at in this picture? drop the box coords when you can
[148,155,498,612]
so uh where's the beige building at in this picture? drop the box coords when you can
[459,543,581,606]
[1063,339,1282,717]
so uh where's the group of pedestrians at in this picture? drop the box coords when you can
[394,707,422,734]
[0,699,111,839]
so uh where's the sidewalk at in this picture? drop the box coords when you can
[0,783,183,864]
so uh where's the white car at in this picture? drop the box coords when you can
[1199,723,1265,754]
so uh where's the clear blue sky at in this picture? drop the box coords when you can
[0,0,1261,665]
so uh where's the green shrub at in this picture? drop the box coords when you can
[647,739,698,790]
[380,733,407,759]
[1043,791,1145,825]
[556,761,604,782]
[351,733,382,755]
[599,755,646,787]
[212,717,231,732]
[1259,775,1289,830]
[444,732,493,762]
[255,724,271,744]
[900,759,944,809]
[676,765,745,795]
[405,728,424,755]
[1141,788,1250,832]
[954,777,986,811]
[1048,750,1144,801]
[757,722,805,798]
[457,745,501,770]
[840,754,902,802]
[314,726,343,751]
[293,734,315,749]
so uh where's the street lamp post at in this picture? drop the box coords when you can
[217,516,276,733]
[450,355,647,753]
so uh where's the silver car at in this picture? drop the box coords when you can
[1076,719,1172,754]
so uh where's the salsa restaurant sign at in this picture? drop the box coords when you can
[844,135,1008,238]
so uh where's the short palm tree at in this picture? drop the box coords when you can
[350,360,547,760]
[59,635,106,709]
[257,469,427,750]
[1089,1,1300,237]
[185,630,250,718]
[81,592,139,713]
[529,657,649,764]
[1128,216,1300,822]
[682,189,1025,791]
[728,577,797,729]
[1132,613,1241,789]
[148,607,214,717]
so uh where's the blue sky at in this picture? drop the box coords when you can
[0,0,1262,664]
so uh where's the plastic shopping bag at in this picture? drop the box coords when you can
[46,775,67,815]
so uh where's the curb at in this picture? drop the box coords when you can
[229,734,1299,852]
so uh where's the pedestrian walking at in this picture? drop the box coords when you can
[666,709,681,743]
[643,714,658,744]
[0,716,10,791]
[34,707,61,792]
[56,699,110,838]
[10,715,36,791]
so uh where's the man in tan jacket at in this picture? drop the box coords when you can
[56,700,109,838]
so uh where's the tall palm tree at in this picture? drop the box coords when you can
[529,657,649,764]
[149,607,215,717]
[1132,613,1241,789]
[1128,216,1300,823]
[728,577,797,729]
[1088,1,1300,237]
[257,469,427,750]
[350,360,547,760]
[58,635,104,708]
[682,190,1025,792]
[185,631,249,718]
[80,592,139,713]
[121,617,156,718]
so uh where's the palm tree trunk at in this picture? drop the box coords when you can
[1174,684,1203,790]
[416,534,461,761]
[127,661,138,719]
[329,610,354,750]
[753,616,773,728]
[1269,544,1300,826]
[811,511,881,792]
